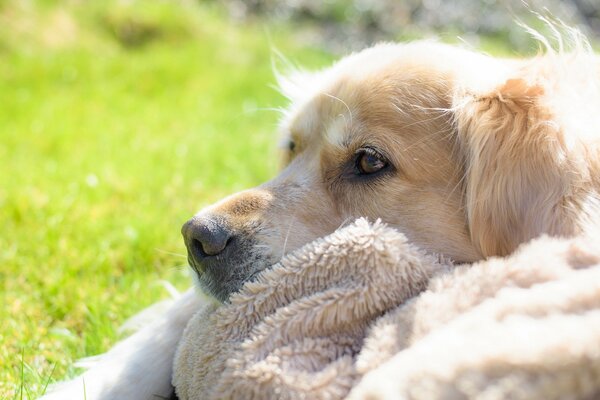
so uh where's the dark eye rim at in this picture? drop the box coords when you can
[354,147,390,176]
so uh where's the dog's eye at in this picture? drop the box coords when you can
[288,140,296,152]
[355,148,388,175]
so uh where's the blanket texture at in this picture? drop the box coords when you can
[173,219,600,400]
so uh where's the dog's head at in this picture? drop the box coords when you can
[182,41,600,302]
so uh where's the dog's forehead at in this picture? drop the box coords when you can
[280,54,403,146]
[280,43,456,139]
[278,41,506,151]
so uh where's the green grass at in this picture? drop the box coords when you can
[1,1,557,397]
[0,1,331,397]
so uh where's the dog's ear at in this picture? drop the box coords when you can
[454,72,579,257]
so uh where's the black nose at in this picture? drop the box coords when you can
[182,216,233,265]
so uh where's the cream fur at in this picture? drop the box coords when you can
[41,35,600,399]
[174,219,600,400]
[173,218,448,399]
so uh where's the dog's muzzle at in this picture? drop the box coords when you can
[181,215,261,302]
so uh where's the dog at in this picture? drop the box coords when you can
[42,36,600,399]
[181,38,600,303]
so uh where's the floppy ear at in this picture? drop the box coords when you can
[454,74,579,257]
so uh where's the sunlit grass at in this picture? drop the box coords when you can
[0,1,331,397]
[1,1,552,397]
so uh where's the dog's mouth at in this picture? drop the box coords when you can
[188,238,276,303]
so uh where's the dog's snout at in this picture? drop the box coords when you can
[182,217,232,263]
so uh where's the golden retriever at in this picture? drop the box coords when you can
[181,38,600,302]
[43,36,600,399]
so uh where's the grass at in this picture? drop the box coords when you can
[0,1,560,397]
[0,1,331,397]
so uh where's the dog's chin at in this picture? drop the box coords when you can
[191,253,277,303]
[193,272,243,303]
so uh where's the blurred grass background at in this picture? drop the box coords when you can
[1,0,598,398]
[0,1,331,397]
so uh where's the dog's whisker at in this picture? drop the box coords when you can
[391,103,409,117]
[400,109,450,130]
[281,213,297,257]
[324,92,354,126]
[338,113,348,130]
[154,248,188,259]
[168,264,193,274]
[243,106,288,116]
[337,217,355,230]
[399,126,452,153]
[443,170,469,209]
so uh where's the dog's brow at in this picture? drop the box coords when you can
[324,115,352,148]
[323,93,354,126]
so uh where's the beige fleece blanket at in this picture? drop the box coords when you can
[173,218,600,400]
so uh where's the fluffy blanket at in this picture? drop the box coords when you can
[173,218,600,400]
